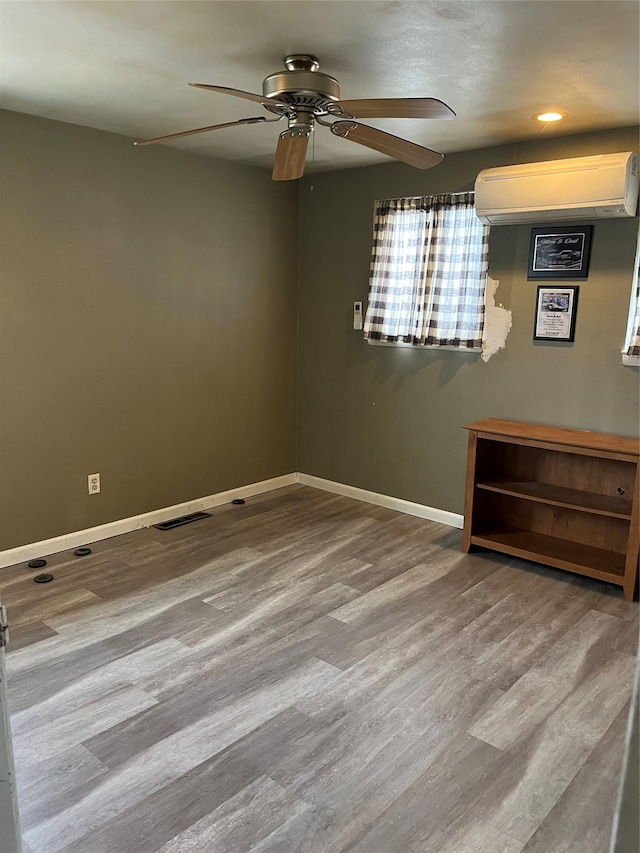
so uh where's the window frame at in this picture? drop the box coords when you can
[622,225,640,367]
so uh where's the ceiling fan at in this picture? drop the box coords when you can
[135,55,456,181]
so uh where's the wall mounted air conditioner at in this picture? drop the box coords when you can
[475,151,639,225]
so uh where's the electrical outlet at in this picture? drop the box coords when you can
[88,473,100,495]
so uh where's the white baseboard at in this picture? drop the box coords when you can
[0,473,297,569]
[296,473,464,529]
[0,472,462,570]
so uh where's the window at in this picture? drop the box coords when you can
[364,192,489,349]
[622,226,640,366]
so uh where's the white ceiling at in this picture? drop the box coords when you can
[1,1,638,173]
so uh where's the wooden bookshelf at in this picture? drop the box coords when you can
[462,419,640,601]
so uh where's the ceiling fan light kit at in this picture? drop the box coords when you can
[136,55,455,181]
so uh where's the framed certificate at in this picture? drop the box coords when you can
[533,285,579,342]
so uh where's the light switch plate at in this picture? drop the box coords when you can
[353,301,363,330]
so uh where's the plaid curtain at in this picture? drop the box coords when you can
[364,193,489,348]
[625,233,640,357]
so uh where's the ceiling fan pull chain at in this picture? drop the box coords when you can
[310,129,315,191]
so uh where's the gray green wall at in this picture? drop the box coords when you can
[0,110,298,550]
[297,126,640,515]
[1,113,638,551]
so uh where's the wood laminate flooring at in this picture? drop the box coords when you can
[1,485,638,853]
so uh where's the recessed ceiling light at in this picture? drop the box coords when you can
[535,111,567,122]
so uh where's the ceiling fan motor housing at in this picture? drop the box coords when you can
[262,55,341,110]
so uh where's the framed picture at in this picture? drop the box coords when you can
[528,225,593,279]
[534,285,579,342]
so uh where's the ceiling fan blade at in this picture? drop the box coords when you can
[135,117,268,146]
[330,121,443,169]
[272,132,309,181]
[189,83,288,108]
[335,98,455,120]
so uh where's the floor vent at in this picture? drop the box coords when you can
[153,511,211,531]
